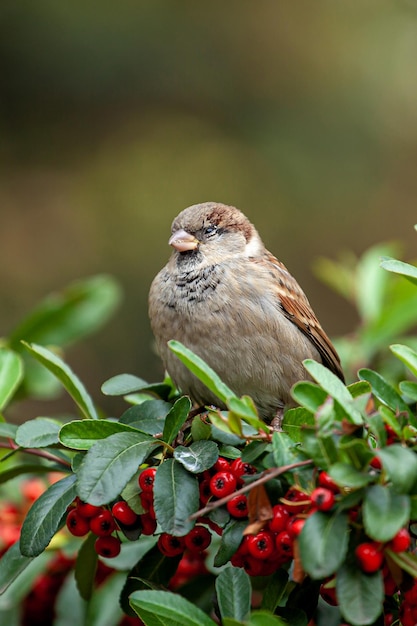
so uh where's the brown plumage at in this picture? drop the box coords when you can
[149,201,344,421]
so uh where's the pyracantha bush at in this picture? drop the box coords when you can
[2,245,417,625]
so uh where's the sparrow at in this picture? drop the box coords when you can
[148,202,344,421]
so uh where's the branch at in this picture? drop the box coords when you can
[0,441,72,469]
[190,458,313,520]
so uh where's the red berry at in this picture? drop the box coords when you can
[111,501,138,526]
[319,582,338,606]
[157,533,185,557]
[139,513,157,536]
[66,509,90,537]
[139,491,153,511]
[230,458,256,481]
[286,517,305,537]
[275,530,294,558]
[89,510,116,536]
[318,471,340,493]
[268,504,290,533]
[370,456,382,470]
[282,488,310,514]
[226,494,249,518]
[77,501,103,519]
[247,531,275,559]
[213,457,230,472]
[389,527,411,553]
[139,467,157,493]
[355,542,384,573]
[310,487,335,512]
[209,471,237,498]
[95,535,121,558]
[184,526,212,552]
[199,479,212,504]
[241,555,264,576]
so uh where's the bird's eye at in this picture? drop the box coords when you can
[204,225,217,236]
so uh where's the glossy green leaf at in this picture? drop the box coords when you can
[0,464,54,485]
[356,245,392,322]
[153,459,199,536]
[247,611,288,626]
[390,343,417,377]
[376,444,417,493]
[291,382,328,413]
[174,440,218,473]
[15,417,61,448]
[85,571,126,626]
[214,520,246,568]
[358,368,412,416]
[303,360,363,424]
[400,380,417,401]
[9,275,122,349]
[328,463,373,488]
[380,256,417,285]
[119,399,172,435]
[298,511,349,578]
[0,542,33,594]
[22,342,98,420]
[77,431,157,505]
[363,485,410,542]
[130,589,217,626]
[300,429,338,470]
[59,419,140,450]
[338,438,373,470]
[227,396,268,433]
[261,569,290,613]
[168,340,235,404]
[272,431,304,467]
[0,422,18,440]
[337,561,383,626]
[163,396,191,444]
[20,474,77,556]
[74,533,97,601]
[215,566,251,622]
[0,349,23,410]
[101,374,150,396]
[282,407,315,442]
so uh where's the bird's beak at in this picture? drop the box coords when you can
[169,229,199,252]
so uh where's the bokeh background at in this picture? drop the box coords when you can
[2,0,417,417]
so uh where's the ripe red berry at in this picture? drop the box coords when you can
[66,509,90,537]
[318,471,340,493]
[199,479,212,504]
[209,471,237,498]
[213,457,230,472]
[139,513,157,536]
[157,533,185,557]
[319,582,338,606]
[226,494,249,518]
[275,531,294,558]
[77,501,103,518]
[389,527,411,553]
[282,488,310,514]
[111,501,138,526]
[89,510,116,536]
[286,516,305,538]
[268,504,290,533]
[138,467,157,493]
[370,456,382,470]
[310,487,335,512]
[247,531,275,559]
[184,526,212,552]
[355,542,384,573]
[95,535,121,558]
[230,458,257,480]
[241,555,264,577]
[139,491,153,511]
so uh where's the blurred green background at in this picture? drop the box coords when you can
[2,0,417,417]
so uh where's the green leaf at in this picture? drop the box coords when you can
[291,381,329,413]
[399,380,417,401]
[214,520,247,568]
[227,396,268,433]
[303,360,363,425]
[0,542,34,594]
[385,548,417,578]
[363,484,410,542]
[101,374,150,396]
[215,566,251,622]
[380,256,417,285]
[356,245,392,322]
[77,431,156,505]
[298,511,349,578]
[358,368,412,417]
[85,571,126,625]
[54,572,87,626]
[0,422,18,439]
[247,611,289,626]
[15,417,61,448]
[21,342,98,420]
[390,343,417,378]
[163,396,191,444]
[328,463,373,489]
[377,444,417,493]
[338,438,373,470]
[336,561,383,626]
[130,589,217,626]
[153,459,199,536]
[174,440,218,473]
[272,431,304,467]
[119,400,172,435]
[19,474,77,556]
[282,408,315,442]
[59,419,141,450]
[74,533,97,601]
[168,340,235,404]
[9,275,121,349]
[0,464,54,485]
[261,569,290,613]
[300,429,338,470]
[0,349,23,410]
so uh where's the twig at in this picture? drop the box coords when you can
[190,458,313,520]
[0,441,72,469]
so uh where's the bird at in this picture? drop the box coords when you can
[148,201,344,421]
